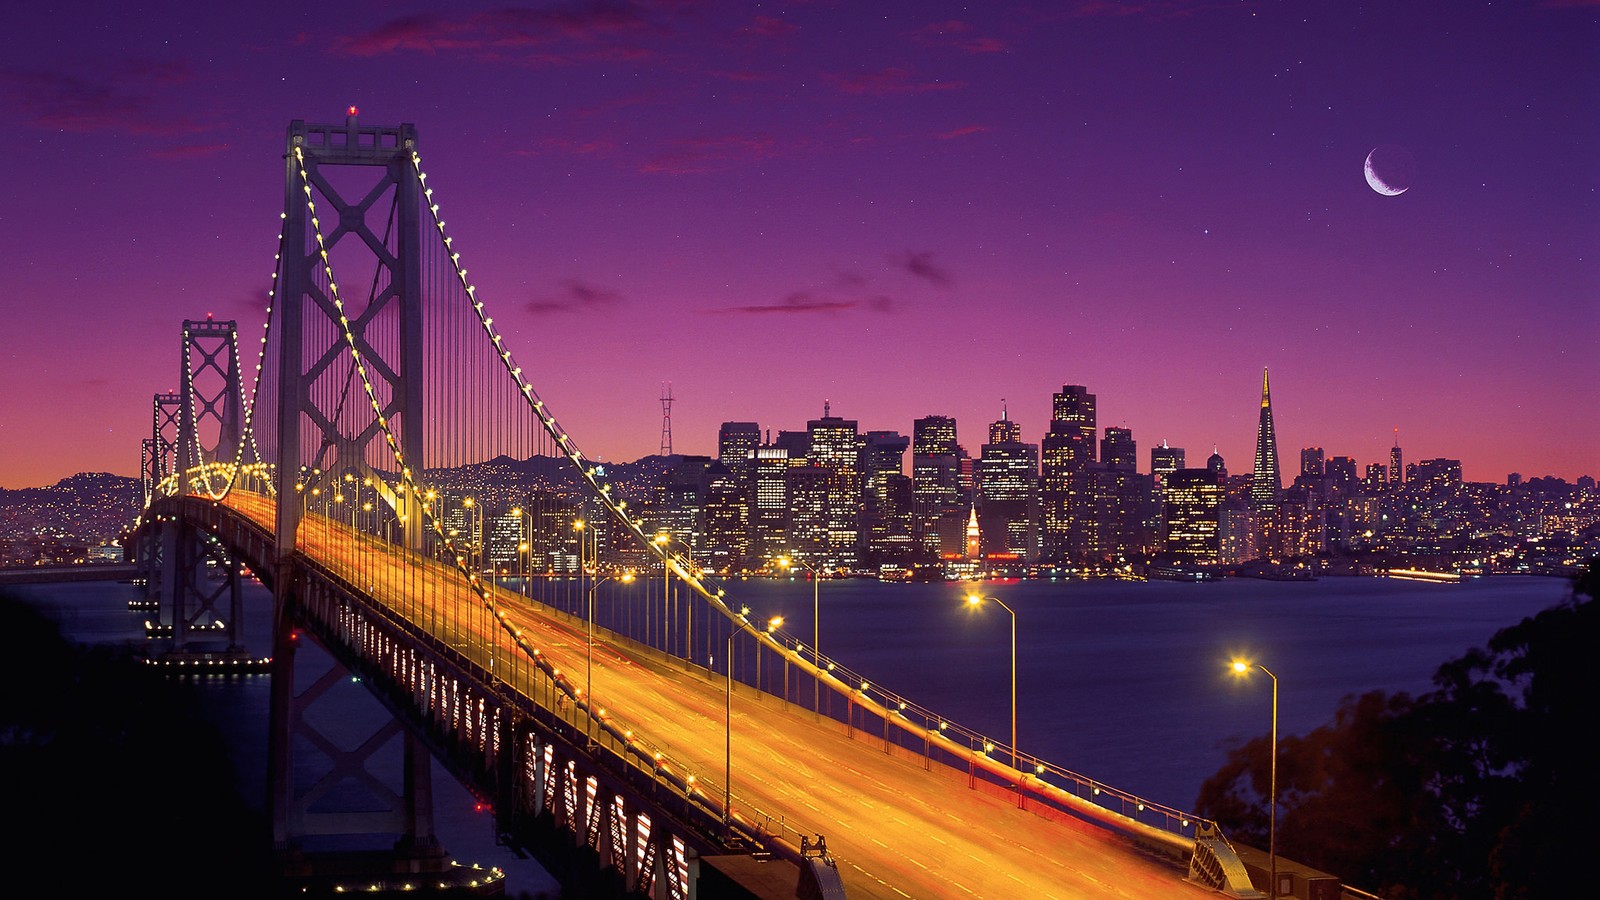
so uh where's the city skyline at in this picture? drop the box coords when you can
[2,1,1596,489]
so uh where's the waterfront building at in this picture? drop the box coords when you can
[976,408,1039,564]
[911,415,962,555]
[749,445,790,561]
[1039,385,1098,564]
[806,403,862,569]
[1163,468,1223,561]
[701,461,749,571]
[862,431,911,560]
[785,465,830,562]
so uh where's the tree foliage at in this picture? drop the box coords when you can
[1195,559,1598,899]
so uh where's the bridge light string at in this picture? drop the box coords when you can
[396,151,1219,845]
[165,222,285,511]
[291,147,710,816]
[404,151,1216,838]
[407,150,811,846]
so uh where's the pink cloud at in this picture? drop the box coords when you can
[737,15,798,38]
[908,20,1008,54]
[0,68,208,136]
[330,2,661,61]
[709,293,895,316]
[829,67,965,96]
[148,142,231,160]
[526,279,625,316]
[640,134,780,174]
[937,124,989,140]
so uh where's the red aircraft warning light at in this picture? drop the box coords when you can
[348,105,359,116]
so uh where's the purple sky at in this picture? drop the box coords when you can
[2,1,1596,489]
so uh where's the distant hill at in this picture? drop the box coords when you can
[0,472,141,546]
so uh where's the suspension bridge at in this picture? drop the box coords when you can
[129,112,1269,899]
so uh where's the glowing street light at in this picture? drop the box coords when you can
[965,592,1018,772]
[654,532,670,651]
[776,555,822,710]
[1231,659,1279,898]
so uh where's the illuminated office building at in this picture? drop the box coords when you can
[1151,442,1185,489]
[912,415,962,555]
[1163,468,1223,561]
[976,408,1038,564]
[1039,385,1097,564]
[749,445,790,561]
[717,421,761,487]
[806,402,862,569]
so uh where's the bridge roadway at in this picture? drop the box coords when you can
[227,492,1206,899]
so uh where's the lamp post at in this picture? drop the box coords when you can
[653,532,670,650]
[587,571,635,745]
[462,496,478,575]
[776,555,822,710]
[1232,659,1279,898]
[965,592,1017,771]
[723,616,738,838]
[573,518,589,617]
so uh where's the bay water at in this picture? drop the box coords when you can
[10,573,1570,897]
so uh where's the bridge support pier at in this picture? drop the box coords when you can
[267,571,496,895]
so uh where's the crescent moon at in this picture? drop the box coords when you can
[1365,148,1407,196]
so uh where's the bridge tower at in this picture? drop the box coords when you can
[151,320,260,668]
[269,111,445,885]
[134,391,182,608]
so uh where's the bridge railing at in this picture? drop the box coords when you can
[752,617,1213,849]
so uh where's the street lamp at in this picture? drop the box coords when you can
[776,555,822,710]
[586,571,635,745]
[462,496,478,574]
[654,532,670,650]
[965,592,1018,771]
[573,519,589,617]
[1232,659,1279,898]
[724,616,738,838]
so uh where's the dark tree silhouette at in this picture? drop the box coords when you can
[1195,558,1598,899]
[0,592,271,897]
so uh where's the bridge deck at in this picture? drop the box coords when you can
[230,493,1206,899]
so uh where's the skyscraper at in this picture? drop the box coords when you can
[1050,385,1098,462]
[1100,427,1137,472]
[862,430,911,559]
[1250,368,1282,509]
[1389,430,1404,488]
[806,402,862,569]
[1150,442,1185,489]
[1300,447,1325,478]
[717,421,761,485]
[1039,385,1097,564]
[749,445,790,560]
[976,408,1038,564]
[1163,468,1224,561]
[911,415,962,555]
